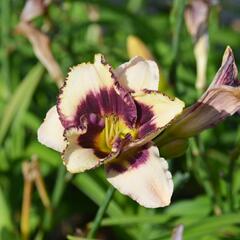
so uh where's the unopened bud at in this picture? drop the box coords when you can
[158,139,189,159]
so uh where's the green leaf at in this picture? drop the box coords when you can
[0,64,44,144]
[166,196,211,217]
[150,213,240,240]
[184,213,240,240]
[0,187,13,231]
[92,215,172,227]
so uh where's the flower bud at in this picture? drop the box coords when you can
[158,139,189,159]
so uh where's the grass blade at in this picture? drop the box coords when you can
[0,64,44,144]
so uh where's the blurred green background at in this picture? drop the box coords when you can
[1,0,240,239]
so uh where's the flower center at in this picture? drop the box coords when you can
[95,115,137,154]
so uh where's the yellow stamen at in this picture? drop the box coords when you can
[104,117,109,145]
[95,115,138,154]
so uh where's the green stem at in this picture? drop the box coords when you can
[87,186,115,239]
[169,0,187,88]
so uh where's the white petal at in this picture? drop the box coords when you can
[134,91,184,129]
[105,145,173,208]
[127,90,185,149]
[58,54,136,128]
[37,106,66,152]
[58,54,113,124]
[115,56,159,91]
[63,144,101,173]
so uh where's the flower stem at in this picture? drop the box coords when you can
[87,186,115,238]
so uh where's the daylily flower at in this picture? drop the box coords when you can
[38,55,184,208]
[156,47,240,149]
[38,46,239,208]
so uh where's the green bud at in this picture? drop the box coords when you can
[158,139,189,159]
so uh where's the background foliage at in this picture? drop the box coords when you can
[0,0,240,239]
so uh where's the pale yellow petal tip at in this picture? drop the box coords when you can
[175,97,185,108]
[94,53,105,64]
[169,96,185,117]
[137,194,172,208]
[225,46,233,54]
[222,46,233,64]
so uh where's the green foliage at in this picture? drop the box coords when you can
[0,64,44,144]
[1,0,240,239]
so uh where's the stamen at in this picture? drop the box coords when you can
[104,117,109,145]
[109,117,115,143]
[99,115,137,153]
